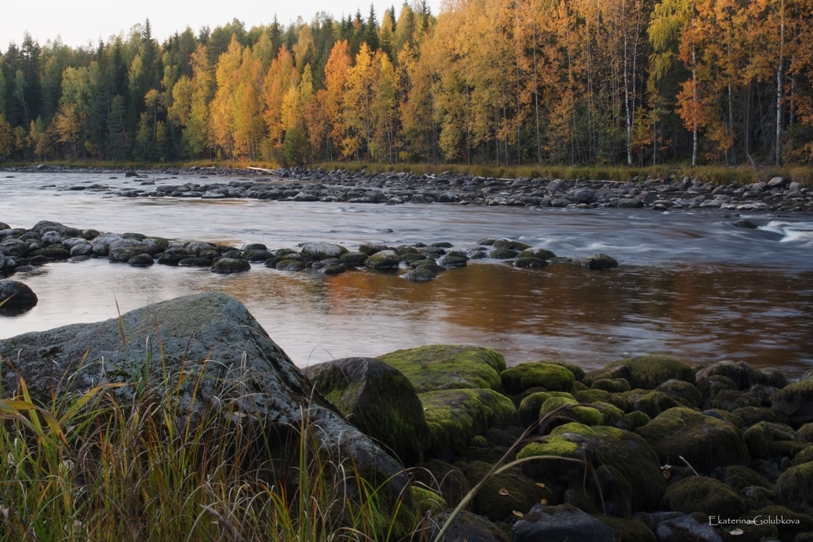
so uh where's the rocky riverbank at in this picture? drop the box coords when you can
[1,293,812,541]
[0,219,619,290]
[3,164,812,212]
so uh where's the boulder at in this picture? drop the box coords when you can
[379,344,506,393]
[305,357,429,465]
[420,388,518,456]
[211,258,251,274]
[654,514,722,542]
[636,408,749,472]
[300,242,347,260]
[0,293,409,520]
[429,510,510,542]
[661,477,746,518]
[775,462,813,515]
[440,251,468,267]
[772,380,813,425]
[462,460,548,522]
[500,362,576,394]
[412,459,471,508]
[364,250,400,269]
[586,355,695,390]
[517,248,557,260]
[403,266,439,282]
[513,504,614,542]
[0,280,38,312]
[582,253,618,270]
[697,360,760,390]
[518,423,666,514]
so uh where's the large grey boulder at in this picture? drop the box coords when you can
[512,504,614,542]
[0,280,38,312]
[0,293,408,510]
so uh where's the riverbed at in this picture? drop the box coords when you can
[1,171,812,375]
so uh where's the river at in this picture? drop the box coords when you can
[1,171,812,375]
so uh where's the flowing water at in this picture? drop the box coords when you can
[1,171,812,375]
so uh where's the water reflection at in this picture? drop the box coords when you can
[3,258,810,375]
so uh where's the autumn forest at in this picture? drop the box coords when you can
[0,0,811,168]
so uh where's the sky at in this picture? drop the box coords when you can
[1,0,442,49]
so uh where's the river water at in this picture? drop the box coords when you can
[1,171,812,375]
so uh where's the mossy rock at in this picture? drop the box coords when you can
[430,509,510,542]
[501,362,575,394]
[178,257,212,267]
[490,248,519,259]
[211,258,251,274]
[440,251,468,267]
[127,253,154,267]
[412,459,471,508]
[798,424,813,443]
[623,389,681,419]
[592,378,631,393]
[546,361,585,382]
[403,266,439,282]
[520,423,666,513]
[420,388,518,456]
[752,505,813,542]
[599,355,695,390]
[241,249,274,262]
[380,344,506,394]
[574,389,631,412]
[589,402,625,426]
[492,238,531,251]
[305,357,429,465]
[724,465,772,494]
[364,250,400,269]
[743,421,796,459]
[582,253,618,270]
[540,396,603,429]
[463,460,548,522]
[320,263,346,275]
[732,406,778,427]
[793,446,813,466]
[656,379,704,409]
[338,251,369,267]
[712,389,762,411]
[703,408,745,428]
[300,242,348,261]
[636,408,749,473]
[275,259,306,271]
[775,462,813,515]
[518,391,574,428]
[772,380,813,426]
[697,360,761,391]
[595,515,657,542]
[513,257,548,268]
[620,410,651,431]
[518,248,556,260]
[401,253,429,264]
[661,476,746,518]
[410,485,447,516]
[30,247,71,260]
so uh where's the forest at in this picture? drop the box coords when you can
[0,0,811,167]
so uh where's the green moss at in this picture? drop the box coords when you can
[792,445,813,466]
[420,388,518,455]
[743,421,795,459]
[661,477,746,518]
[598,355,695,390]
[591,378,631,393]
[636,407,749,472]
[775,462,813,515]
[655,379,704,409]
[517,437,580,460]
[772,380,813,425]
[590,402,625,426]
[500,362,575,394]
[463,460,548,522]
[380,344,506,394]
[574,389,631,412]
[410,486,447,516]
[621,411,651,430]
[518,391,574,428]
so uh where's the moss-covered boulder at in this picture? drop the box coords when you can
[0,280,38,312]
[492,238,531,251]
[592,378,631,393]
[518,391,574,428]
[587,355,695,391]
[440,251,468,267]
[380,345,506,394]
[775,462,813,515]
[624,389,681,419]
[636,408,749,472]
[300,242,348,261]
[275,259,306,271]
[518,248,556,260]
[410,486,447,516]
[430,510,510,542]
[697,360,760,390]
[403,266,439,282]
[305,357,429,465]
[656,379,704,409]
[743,421,796,459]
[798,423,813,443]
[582,253,618,270]
[490,248,519,259]
[574,389,631,412]
[513,257,548,268]
[661,476,746,518]
[500,362,575,394]
[620,411,651,431]
[412,459,471,508]
[772,380,813,426]
[463,460,549,522]
[513,504,614,542]
[518,423,666,513]
[364,250,400,269]
[732,406,777,427]
[127,253,154,267]
[338,251,368,267]
[211,257,251,274]
[540,396,604,429]
[723,465,772,494]
[420,388,518,456]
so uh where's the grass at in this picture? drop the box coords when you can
[0,366,423,541]
[3,159,813,185]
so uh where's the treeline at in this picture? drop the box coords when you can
[1,0,812,167]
